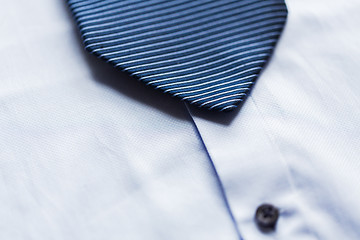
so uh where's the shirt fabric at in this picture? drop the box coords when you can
[0,0,359,239]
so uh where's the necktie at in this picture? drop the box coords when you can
[68,0,287,111]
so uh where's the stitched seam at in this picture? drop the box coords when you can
[250,96,320,240]
[184,102,243,240]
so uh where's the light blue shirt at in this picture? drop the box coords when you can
[0,0,359,239]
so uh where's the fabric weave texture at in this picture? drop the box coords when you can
[68,0,287,111]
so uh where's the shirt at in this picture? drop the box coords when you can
[0,0,359,239]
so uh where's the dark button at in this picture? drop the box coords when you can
[255,203,279,232]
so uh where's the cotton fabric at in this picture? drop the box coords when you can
[0,0,359,239]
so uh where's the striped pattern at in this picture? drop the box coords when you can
[68,0,287,111]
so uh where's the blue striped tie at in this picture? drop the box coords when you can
[68,0,287,111]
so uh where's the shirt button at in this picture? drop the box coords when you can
[255,203,279,232]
